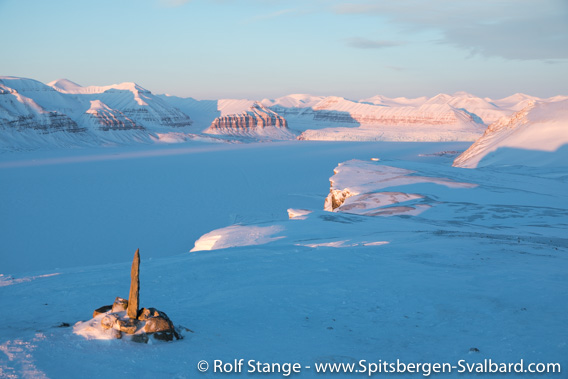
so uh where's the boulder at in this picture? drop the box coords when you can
[129,333,149,344]
[112,297,128,312]
[115,318,138,335]
[137,307,165,321]
[143,316,174,334]
[101,313,119,330]
[93,305,112,318]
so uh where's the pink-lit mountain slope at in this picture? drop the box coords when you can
[453,99,568,168]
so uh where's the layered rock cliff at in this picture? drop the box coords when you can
[81,100,144,131]
[0,79,84,134]
[206,102,288,134]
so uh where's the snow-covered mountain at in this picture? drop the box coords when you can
[47,78,192,129]
[453,99,568,168]
[0,77,83,134]
[262,93,523,142]
[204,102,294,140]
[0,76,194,151]
[2,75,567,150]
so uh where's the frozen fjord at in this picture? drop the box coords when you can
[0,140,567,378]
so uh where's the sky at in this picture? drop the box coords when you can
[1,0,567,100]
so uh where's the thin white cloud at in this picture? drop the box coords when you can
[160,0,191,7]
[241,7,315,24]
[346,37,401,49]
[334,0,568,60]
[243,8,298,24]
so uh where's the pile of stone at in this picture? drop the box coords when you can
[88,249,182,343]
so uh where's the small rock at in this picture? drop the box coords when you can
[55,322,70,328]
[112,297,129,313]
[93,305,112,318]
[115,318,138,335]
[101,313,119,330]
[137,307,164,321]
[129,333,149,344]
[143,316,174,334]
[469,347,480,353]
[153,331,176,341]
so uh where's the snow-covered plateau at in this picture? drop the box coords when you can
[1,76,567,378]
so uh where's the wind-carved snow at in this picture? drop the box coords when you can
[324,159,477,217]
[287,208,312,220]
[297,240,390,248]
[453,99,568,168]
[0,273,60,287]
[190,225,285,252]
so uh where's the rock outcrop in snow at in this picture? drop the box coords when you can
[453,99,568,168]
[74,250,182,343]
[325,159,476,217]
[207,102,288,131]
[205,102,293,139]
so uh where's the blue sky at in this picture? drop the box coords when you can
[1,0,567,99]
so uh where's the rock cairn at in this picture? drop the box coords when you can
[91,249,182,343]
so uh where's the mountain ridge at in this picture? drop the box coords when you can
[1,75,566,151]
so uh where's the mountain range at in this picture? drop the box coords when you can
[1,76,567,162]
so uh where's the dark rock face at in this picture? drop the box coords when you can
[2,112,86,134]
[127,249,140,319]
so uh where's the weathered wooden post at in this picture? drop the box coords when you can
[127,249,140,319]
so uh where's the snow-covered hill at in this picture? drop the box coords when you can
[0,76,195,151]
[453,99,568,168]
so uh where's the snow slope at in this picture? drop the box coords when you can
[453,99,568,168]
[1,141,566,377]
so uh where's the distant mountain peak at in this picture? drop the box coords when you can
[47,80,150,95]
[48,78,83,92]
